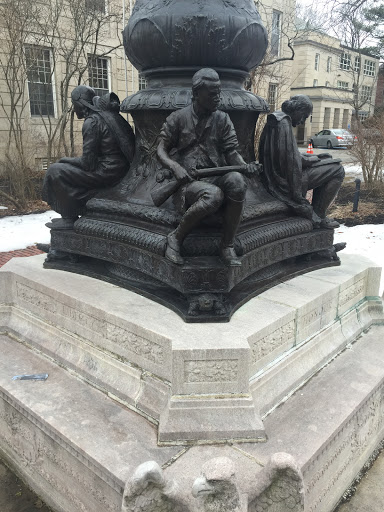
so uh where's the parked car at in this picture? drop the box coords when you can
[309,129,356,148]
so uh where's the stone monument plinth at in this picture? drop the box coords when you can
[1,254,384,511]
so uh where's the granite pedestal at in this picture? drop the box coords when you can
[0,254,383,511]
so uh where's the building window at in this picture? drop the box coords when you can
[85,0,105,14]
[327,57,332,73]
[363,59,375,77]
[270,10,282,57]
[35,157,54,172]
[138,72,147,90]
[88,56,110,96]
[354,56,360,72]
[337,81,349,89]
[313,79,318,87]
[358,111,369,121]
[361,85,372,103]
[315,54,320,71]
[25,46,55,117]
[268,83,278,112]
[339,53,351,70]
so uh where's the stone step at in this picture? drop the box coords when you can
[0,334,182,512]
[1,324,384,512]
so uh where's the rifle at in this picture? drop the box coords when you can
[151,164,255,207]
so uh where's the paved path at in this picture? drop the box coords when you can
[0,245,44,268]
[299,145,356,165]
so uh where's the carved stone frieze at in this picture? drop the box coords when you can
[250,320,296,363]
[16,281,165,366]
[0,391,123,494]
[184,359,239,383]
[304,384,384,512]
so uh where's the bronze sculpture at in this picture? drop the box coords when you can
[43,0,345,322]
[156,68,260,266]
[259,94,344,230]
[43,85,135,230]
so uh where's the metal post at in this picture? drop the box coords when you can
[353,178,361,213]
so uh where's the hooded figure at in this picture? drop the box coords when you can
[43,85,135,229]
[259,95,344,229]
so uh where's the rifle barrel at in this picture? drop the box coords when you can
[195,165,247,178]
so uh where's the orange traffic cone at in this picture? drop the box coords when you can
[306,143,314,154]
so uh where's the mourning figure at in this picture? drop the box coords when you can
[43,85,135,229]
[156,68,260,267]
[259,94,345,229]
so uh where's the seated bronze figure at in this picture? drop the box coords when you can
[259,94,345,229]
[43,85,135,230]
[156,69,260,266]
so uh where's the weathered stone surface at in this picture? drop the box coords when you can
[1,256,384,512]
[239,325,384,512]
[158,396,265,444]
[0,254,383,442]
[0,334,181,512]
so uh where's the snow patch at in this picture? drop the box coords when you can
[0,211,57,252]
[335,224,384,294]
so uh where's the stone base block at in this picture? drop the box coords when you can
[0,253,383,445]
[158,396,266,445]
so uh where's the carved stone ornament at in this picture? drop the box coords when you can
[43,0,345,322]
[122,453,304,511]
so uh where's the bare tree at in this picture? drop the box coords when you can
[0,0,123,206]
[0,0,42,206]
[349,114,384,184]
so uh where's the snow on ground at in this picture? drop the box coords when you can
[344,163,363,180]
[335,224,384,295]
[0,210,57,252]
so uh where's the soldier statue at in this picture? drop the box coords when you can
[156,68,260,266]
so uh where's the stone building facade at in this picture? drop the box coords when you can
[0,0,140,175]
[290,31,379,143]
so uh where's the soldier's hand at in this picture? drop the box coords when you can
[171,163,193,183]
[245,161,262,177]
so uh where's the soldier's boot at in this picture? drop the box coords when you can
[165,198,221,265]
[220,197,244,266]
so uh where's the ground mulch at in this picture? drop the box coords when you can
[0,200,50,218]
[0,246,44,269]
[0,458,51,512]
[330,182,384,226]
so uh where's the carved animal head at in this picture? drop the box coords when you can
[192,457,241,512]
[198,294,216,311]
[122,461,181,512]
